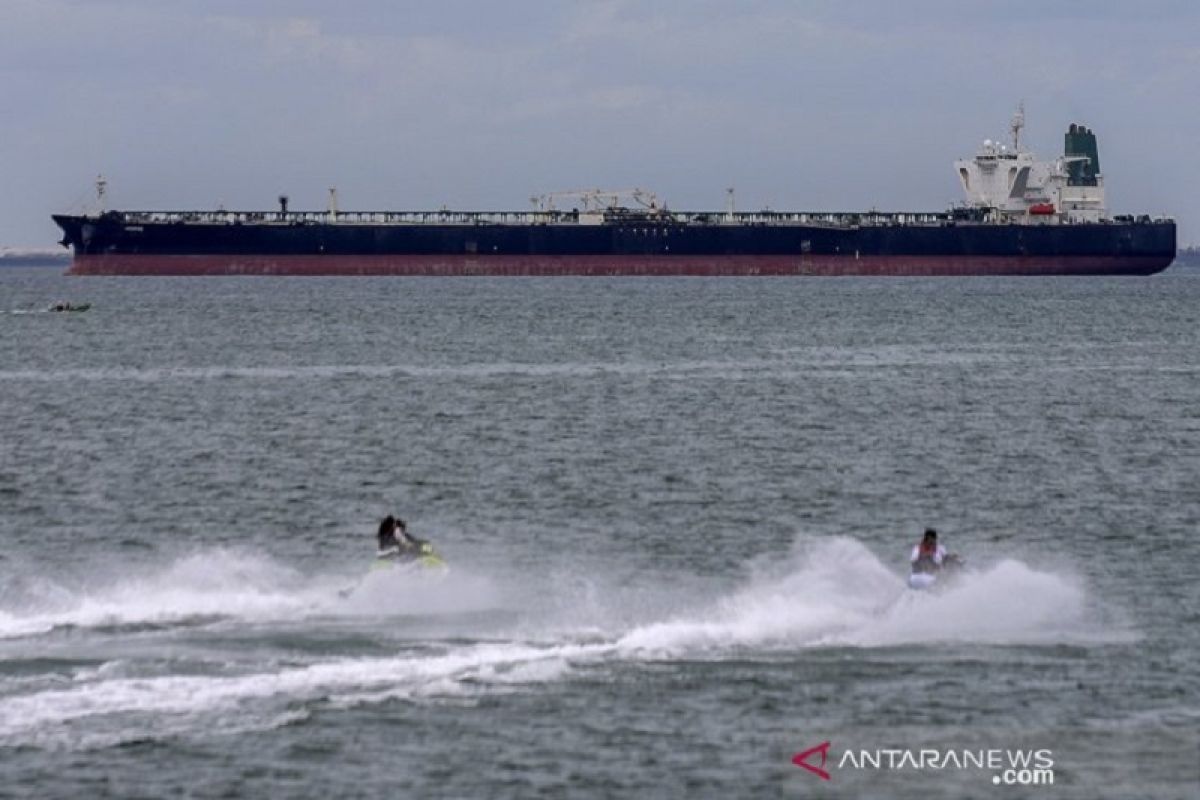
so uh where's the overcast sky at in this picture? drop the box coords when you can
[2,0,1197,246]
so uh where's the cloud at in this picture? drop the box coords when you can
[1,1,1198,245]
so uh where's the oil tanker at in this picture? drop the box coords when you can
[53,112,1176,277]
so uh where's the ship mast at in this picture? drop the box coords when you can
[96,174,107,212]
[1010,101,1025,152]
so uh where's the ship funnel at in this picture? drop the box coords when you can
[1064,124,1100,186]
[278,195,289,215]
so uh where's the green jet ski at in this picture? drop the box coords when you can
[372,540,447,572]
[338,538,449,599]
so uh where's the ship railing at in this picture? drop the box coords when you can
[106,210,581,226]
[101,209,958,227]
[706,211,954,226]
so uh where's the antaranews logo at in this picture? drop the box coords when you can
[792,742,1055,787]
[792,741,832,780]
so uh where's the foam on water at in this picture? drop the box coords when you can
[337,564,503,617]
[0,548,515,640]
[0,550,330,639]
[616,536,1124,653]
[0,640,607,748]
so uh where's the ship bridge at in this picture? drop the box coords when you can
[954,106,1107,223]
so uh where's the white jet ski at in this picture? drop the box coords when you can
[907,554,966,591]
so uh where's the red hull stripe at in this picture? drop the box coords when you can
[68,254,1171,276]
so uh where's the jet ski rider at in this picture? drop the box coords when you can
[376,515,420,560]
[910,528,947,575]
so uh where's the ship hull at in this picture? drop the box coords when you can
[67,253,1172,276]
[53,213,1177,276]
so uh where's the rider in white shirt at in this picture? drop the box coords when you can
[910,528,946,574]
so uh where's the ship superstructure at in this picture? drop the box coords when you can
[955,104,1107,223]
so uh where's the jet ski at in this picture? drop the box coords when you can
[337,539,448,599]
[371,540,447,573]
[907,554,966,591]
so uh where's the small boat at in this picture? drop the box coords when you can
[48,302,90,312]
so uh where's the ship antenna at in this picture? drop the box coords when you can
[96,174,107,212]
[726,186,735,218]
[1010,101,1025,152]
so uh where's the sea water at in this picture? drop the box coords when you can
[0,269,1197,798]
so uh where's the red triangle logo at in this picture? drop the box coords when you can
[792,741,832,780]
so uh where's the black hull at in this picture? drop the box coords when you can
[52,213,1177,276]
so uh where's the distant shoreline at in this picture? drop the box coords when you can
[1174,247,1200,268]
[0,253,71,267]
